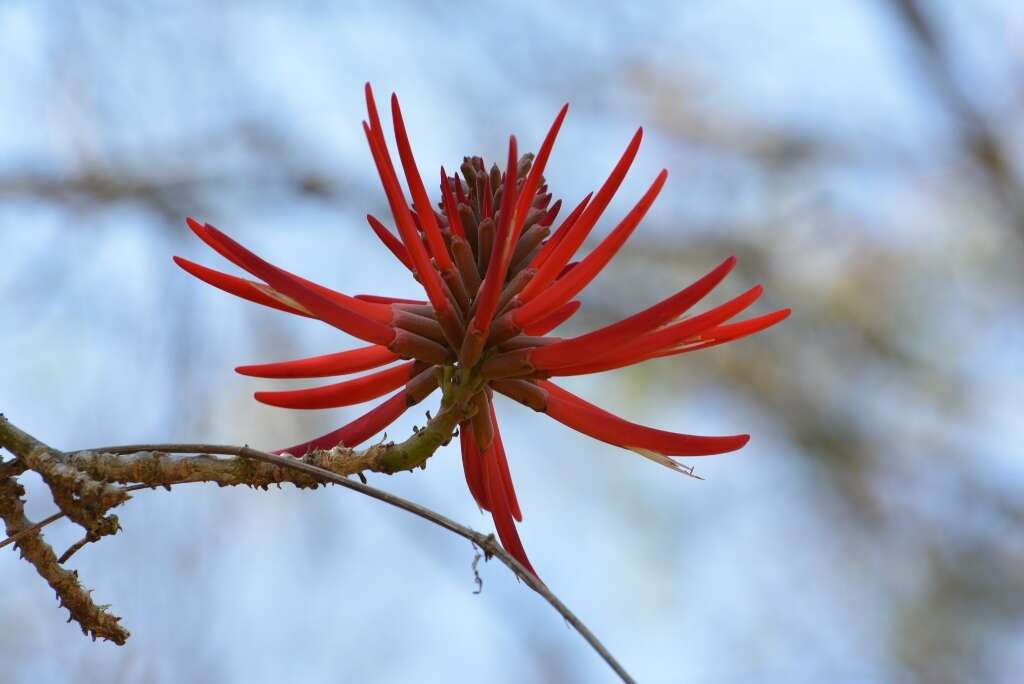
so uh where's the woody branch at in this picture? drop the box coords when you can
[0,406,635,684]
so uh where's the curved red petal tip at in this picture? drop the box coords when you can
[390,94,455,272]
[515,108,566,234]
[519,127,644,304]
[529,191,593,270]
[196,224,397,346]
[253,362,414,410]
[469,135,521,340]
[366,214,414,271]
[173,256,311,318]
[527,254,738,369]
[523,300,581,336]
[235,345,398,379]
[515,169,667,327]
[489,402,522,522]
[542,382,749,456]
[482,447,537,577]
[460,423,490,511]
[553,283,766,375]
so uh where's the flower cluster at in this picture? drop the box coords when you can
[175,84,789,576]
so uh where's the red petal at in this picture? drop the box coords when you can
[460,422,490,511]
[549,285,764,376]
[654,308,792,357]
[362,85,452,318]
[440,169,465,238]
[526,256,736,368]
[273,391,409,455]
[173,256,311,318]
[254,362,416,409]
[366,215,414,271]
[235,345,399,378]
[489,401,522,522]
[523,300,581,336]
[192,223,396,346]
[511,104,568,244]
[482,444,537,577]
[482,171,493,218]
[540,381,749,456]
[529,192,592,270]
[463,137,520,366]
[354,294,426,305]
[390,95,456,273]
[514,169,667,326]
[518,128,643,303]
[185,218,390,323]
[540,198,562,227]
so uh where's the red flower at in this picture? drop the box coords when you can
[175,84,789,577]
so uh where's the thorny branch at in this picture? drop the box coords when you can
[0,414,635,684]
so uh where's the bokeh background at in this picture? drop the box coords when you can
[2,1,1023,682]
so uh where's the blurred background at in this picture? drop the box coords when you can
[2,1,1022,682]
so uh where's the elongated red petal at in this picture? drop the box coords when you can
[254,362,416,409]
[173,256,311,318]
[525,256,736,368]
[514,169,668,326]
[460,422,489,511]
[192,222,396,346]
[462,137,519,366]
[440,169,465,238]
[354,294,426,305]
[692,308,791,344]
[523,300,581,336]
[546,285,765,376]
[511,104,568,244]
[529,192,593,270]
[390,95,456,272]
[367,215,414,271]
[482,444,536,576]
[539,381,749,456]
[653,308,792,358]
[519,128,643,303]
[482,171,493,218]
[362,85,453,322]
[489,401,522,521]
[272,366,438,455]
[540,199,562,227]
[236,345,398,379]
[185,218,390,323]
[274,392,408,455]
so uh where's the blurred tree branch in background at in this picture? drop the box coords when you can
[889,0,1024,243]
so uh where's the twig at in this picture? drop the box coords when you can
[0,510,64,550]
[0,482,200,551]
[0,418,636,683]
[0,476,129,643]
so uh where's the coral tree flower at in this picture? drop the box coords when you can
[175,84,789,577]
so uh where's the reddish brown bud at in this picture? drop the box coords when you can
[489,379,548,412]
[389,329,453,365]
[480,348,534,379]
